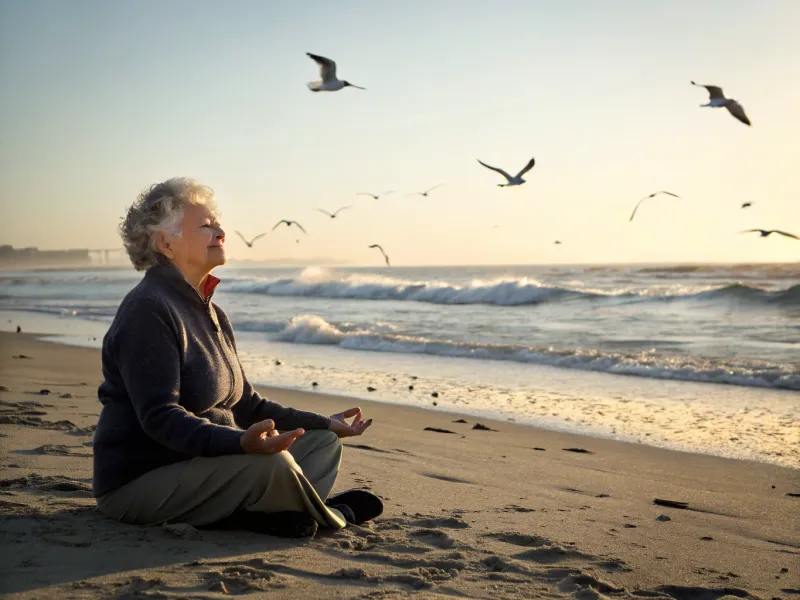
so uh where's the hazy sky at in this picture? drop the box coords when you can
[1,0,799,266]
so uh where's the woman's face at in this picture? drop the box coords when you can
[161,203,226,273]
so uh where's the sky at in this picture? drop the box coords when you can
[1,0,799,266]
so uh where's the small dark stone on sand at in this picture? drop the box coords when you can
[772,485,776,489]
[410,376,418,380]
[59,393,74,399]
[0,386,9,392]
[623,524,637,528]
[786,493,800,498]
[39,390,51,396]
[700,536,713,541]
[432,401,438,406]
[275,359,282,365]
[595,493,609,498]
[563,448,594,454]
[655,514,671,522]
[424,427,456,434]
[472,423,498,432]
[780,568,789,573]
[367,386,376,392]
[653,499,689,509]
[532,447,546,451]
[311,382,318,387]
[16,326,22,333]
[13,355,32,360]
[408,385,414,390]
[431,392,439,398]
[453,419,468,424]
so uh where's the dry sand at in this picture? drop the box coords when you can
[0,331,798,599]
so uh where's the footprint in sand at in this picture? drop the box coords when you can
[28,444,92,457]
[409,528,456,549]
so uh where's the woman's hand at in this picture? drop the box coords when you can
[329,407,373,438]
[240,419,304,454]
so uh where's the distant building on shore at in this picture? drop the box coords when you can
[0,245,91,268]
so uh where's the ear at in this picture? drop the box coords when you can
[153,231,171,254]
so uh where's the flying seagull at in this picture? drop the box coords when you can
[740,229,798,240]
[629,191,681,222]
[554,240,562,245]
[357,191,393,200]
[316,206,352,219]
[272,220,307,234]
[235,231,267,248]
[368,244,390,266]
[477,157,536,187]
[691,81,751,126]
[740,202,752,209]
[408,184,443,197]
[306,53,365,92]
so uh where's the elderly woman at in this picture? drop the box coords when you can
[93,177,383,537]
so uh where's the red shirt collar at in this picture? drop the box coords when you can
[202,274,221,300]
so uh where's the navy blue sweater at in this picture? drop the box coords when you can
[92,261,331,496]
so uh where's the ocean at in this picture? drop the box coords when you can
[1,262,798,468]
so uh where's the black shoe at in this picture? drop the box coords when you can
[212,510,318,538]
[326,490,383,525]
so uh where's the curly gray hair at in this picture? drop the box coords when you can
[120,177,220,271]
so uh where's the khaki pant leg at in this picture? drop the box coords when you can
[96,452,346,529]
[286,429,342,500]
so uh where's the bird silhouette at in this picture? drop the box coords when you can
[477,157,536,187]
[740,229,798,240]
[235,231,267,248]
[691,81,751,126]
[272,220,307,234]
[306,53,366,92]
[740,202,753,209]
[629,191,681,222]
[408,185,443,197]
[368,244,390,266]
[357,191,393,200]
[316,206,352,219]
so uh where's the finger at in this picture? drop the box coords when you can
[251,419,275,435]
[340,407,361,419]
[266,429,279,437]
[264,428,304,452]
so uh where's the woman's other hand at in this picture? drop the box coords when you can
[240,419,304,454]
[329,407,373,438]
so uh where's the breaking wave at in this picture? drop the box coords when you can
[270,315,800,390]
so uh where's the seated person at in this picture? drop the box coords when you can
[92,177,382,537]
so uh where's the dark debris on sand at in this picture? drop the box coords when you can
[424,427,457,435]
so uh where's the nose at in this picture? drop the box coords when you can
[216,225,225,243]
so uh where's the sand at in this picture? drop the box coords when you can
[0,331,798,599]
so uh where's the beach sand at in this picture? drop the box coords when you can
[0,331,798,599]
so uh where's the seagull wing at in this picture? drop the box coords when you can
[477,159,513,182]
[235,230,250,245]
[369,244,390,266]
[307,53,337,83]
[382,191,394,196]
[250,233,267,244]
[691,81,724,99]
[425,184,442,194]
[515,157,536,178]
[316,208,333,218]
[629,197,649,222]
[657,191,680,198]
[739,229,762,234]
[333,205,352,216]
[773,230,799,240]
[357,192,377,198]
[725,101,751,126]
[272,220,289,231]
[291,221,307,234]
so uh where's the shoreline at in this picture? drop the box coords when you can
[3,312,799,469]
[1,331,799,598]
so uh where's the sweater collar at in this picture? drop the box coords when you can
[148,255,220,304]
